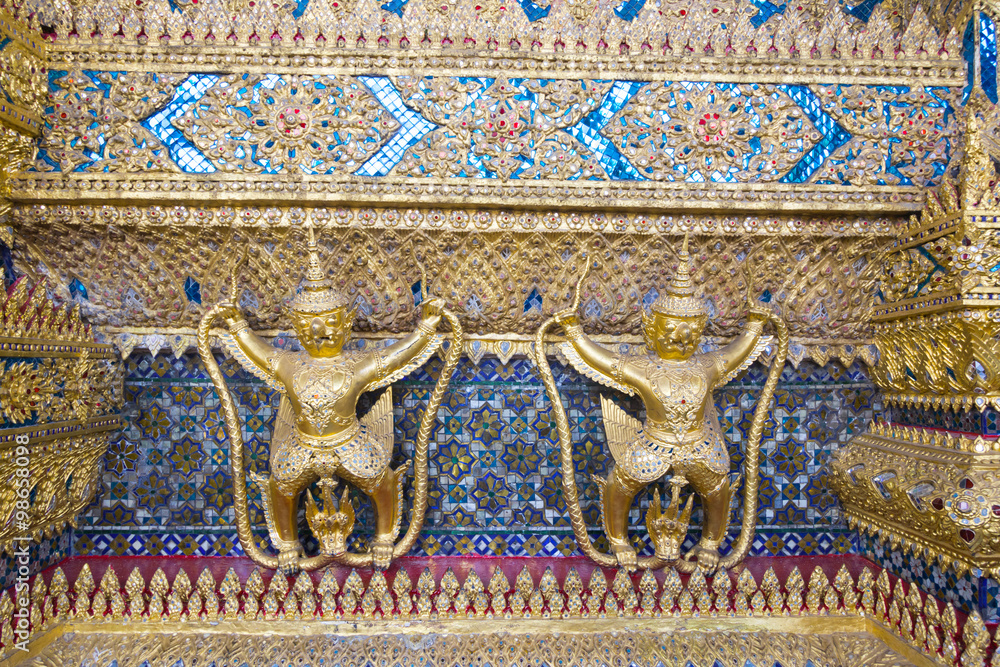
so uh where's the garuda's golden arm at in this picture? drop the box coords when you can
[224,315,440,390]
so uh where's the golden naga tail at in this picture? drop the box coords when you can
[197,305,464,571]
[534,271,789,571]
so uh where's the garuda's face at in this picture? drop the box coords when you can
[643,311,706,361]
[292,307,354,358]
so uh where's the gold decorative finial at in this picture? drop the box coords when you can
[290,223,349,314]
[960,93,997,208]
[651,233,709,317]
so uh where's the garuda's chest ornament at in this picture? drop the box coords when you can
[198,227,462,573]
[534,235,788,572]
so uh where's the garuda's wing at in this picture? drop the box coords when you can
[557,342,635,397]
[599,394,643,465]
[363,335,446,394]
[716,334,774,386]
[272,394,296,451]
[217,331,283,393]
[360,387,395,461]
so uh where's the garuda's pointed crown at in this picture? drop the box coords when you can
[650,234,709,318]
[290,225,349,314]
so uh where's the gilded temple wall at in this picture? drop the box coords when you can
[8,0,1000,642]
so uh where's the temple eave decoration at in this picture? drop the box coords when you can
[0,277,123,556]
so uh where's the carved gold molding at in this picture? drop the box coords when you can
[830,421,1000,578]
[47,45,965,85]
[9,174,934,215]
[26,0,963,70]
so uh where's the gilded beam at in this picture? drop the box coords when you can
[9,175,933,214]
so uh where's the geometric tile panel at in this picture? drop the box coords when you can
[74,527,858,560]
[859,532,999,622]
[77,352,881,558]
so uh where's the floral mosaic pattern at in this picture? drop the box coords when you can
[891,404,1000,436]
[37,71,958,187]
[75,351,877,560]
[859,532,1000,622]
[0,528,71,590]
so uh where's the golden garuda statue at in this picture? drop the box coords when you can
[534,236,788,572]
[197,227,463,573]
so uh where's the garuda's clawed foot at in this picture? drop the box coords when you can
[370,536,395,570]
[277,544,304,575]
[609,538,638,572]
[684,540,721,572]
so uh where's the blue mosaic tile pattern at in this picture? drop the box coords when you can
[859,532,997,621]
[74,527,856,560]
[75,352,878,559]
[0,528,72,590]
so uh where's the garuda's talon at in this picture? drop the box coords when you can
[370,536,395,570]
[277,546,304,575]
[684,541,722,572]
[610,538,638,572]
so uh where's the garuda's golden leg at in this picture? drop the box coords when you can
[343,465,404,570]
[265,476,310,574]
[598,463,646,571]
[676,461,731,570]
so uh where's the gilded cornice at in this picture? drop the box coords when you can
[9,174,934,214]
[23,0,962,66]
[831,421,1000,577]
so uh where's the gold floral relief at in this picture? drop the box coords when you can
[10,218,887,346]
[606,82,817,183]
[173,74,400,175]
[39,70,187,173]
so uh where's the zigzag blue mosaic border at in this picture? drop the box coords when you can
[73,528,856,559]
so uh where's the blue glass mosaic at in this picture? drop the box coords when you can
[75,351,877,560]
[890,404,1000,437]
[0,527,72,590]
